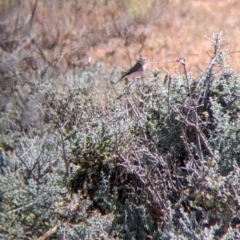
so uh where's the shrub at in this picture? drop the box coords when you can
[1,32,240,239]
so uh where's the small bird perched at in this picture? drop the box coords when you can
[114,57,147,84]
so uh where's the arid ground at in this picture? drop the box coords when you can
[1,0,240,77]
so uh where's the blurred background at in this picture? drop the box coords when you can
[1,0,240,78]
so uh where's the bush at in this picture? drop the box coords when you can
[1,32,240,239]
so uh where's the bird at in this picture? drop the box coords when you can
[113,57,147,84]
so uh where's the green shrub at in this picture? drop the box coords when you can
[1,33,240,239]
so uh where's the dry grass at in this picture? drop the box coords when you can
[0,0,240,73]
[94,0,240,74]
[0,0,240,78]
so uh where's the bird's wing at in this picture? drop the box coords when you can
[113,61,141,84]
[119,62,140,80]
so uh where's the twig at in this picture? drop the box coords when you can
[196,32,223,104]
[37,225,58,240]
[177,57,192,97]
[167,75,172,114]
[8,201,36,214]
[27,0,38,35]
[180,127,200,168]
[58,124,70,177]
[181,117,215,158]
[123,27,132,65]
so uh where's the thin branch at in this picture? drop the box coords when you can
[177,57,191,97]
[167,75,172,114]
[8,201,36,214]
[58,124,70,177]
[27,0,38,35]
[37,225,58,240]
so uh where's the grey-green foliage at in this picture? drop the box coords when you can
[1,42,240,239]
[1,173,66,239]
[207,71,240,168]
[0,61,119,239]
[111,200,162,239]
[46,54,240,239]
[0,130,67,239]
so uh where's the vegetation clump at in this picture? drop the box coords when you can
[1,1,240,239]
